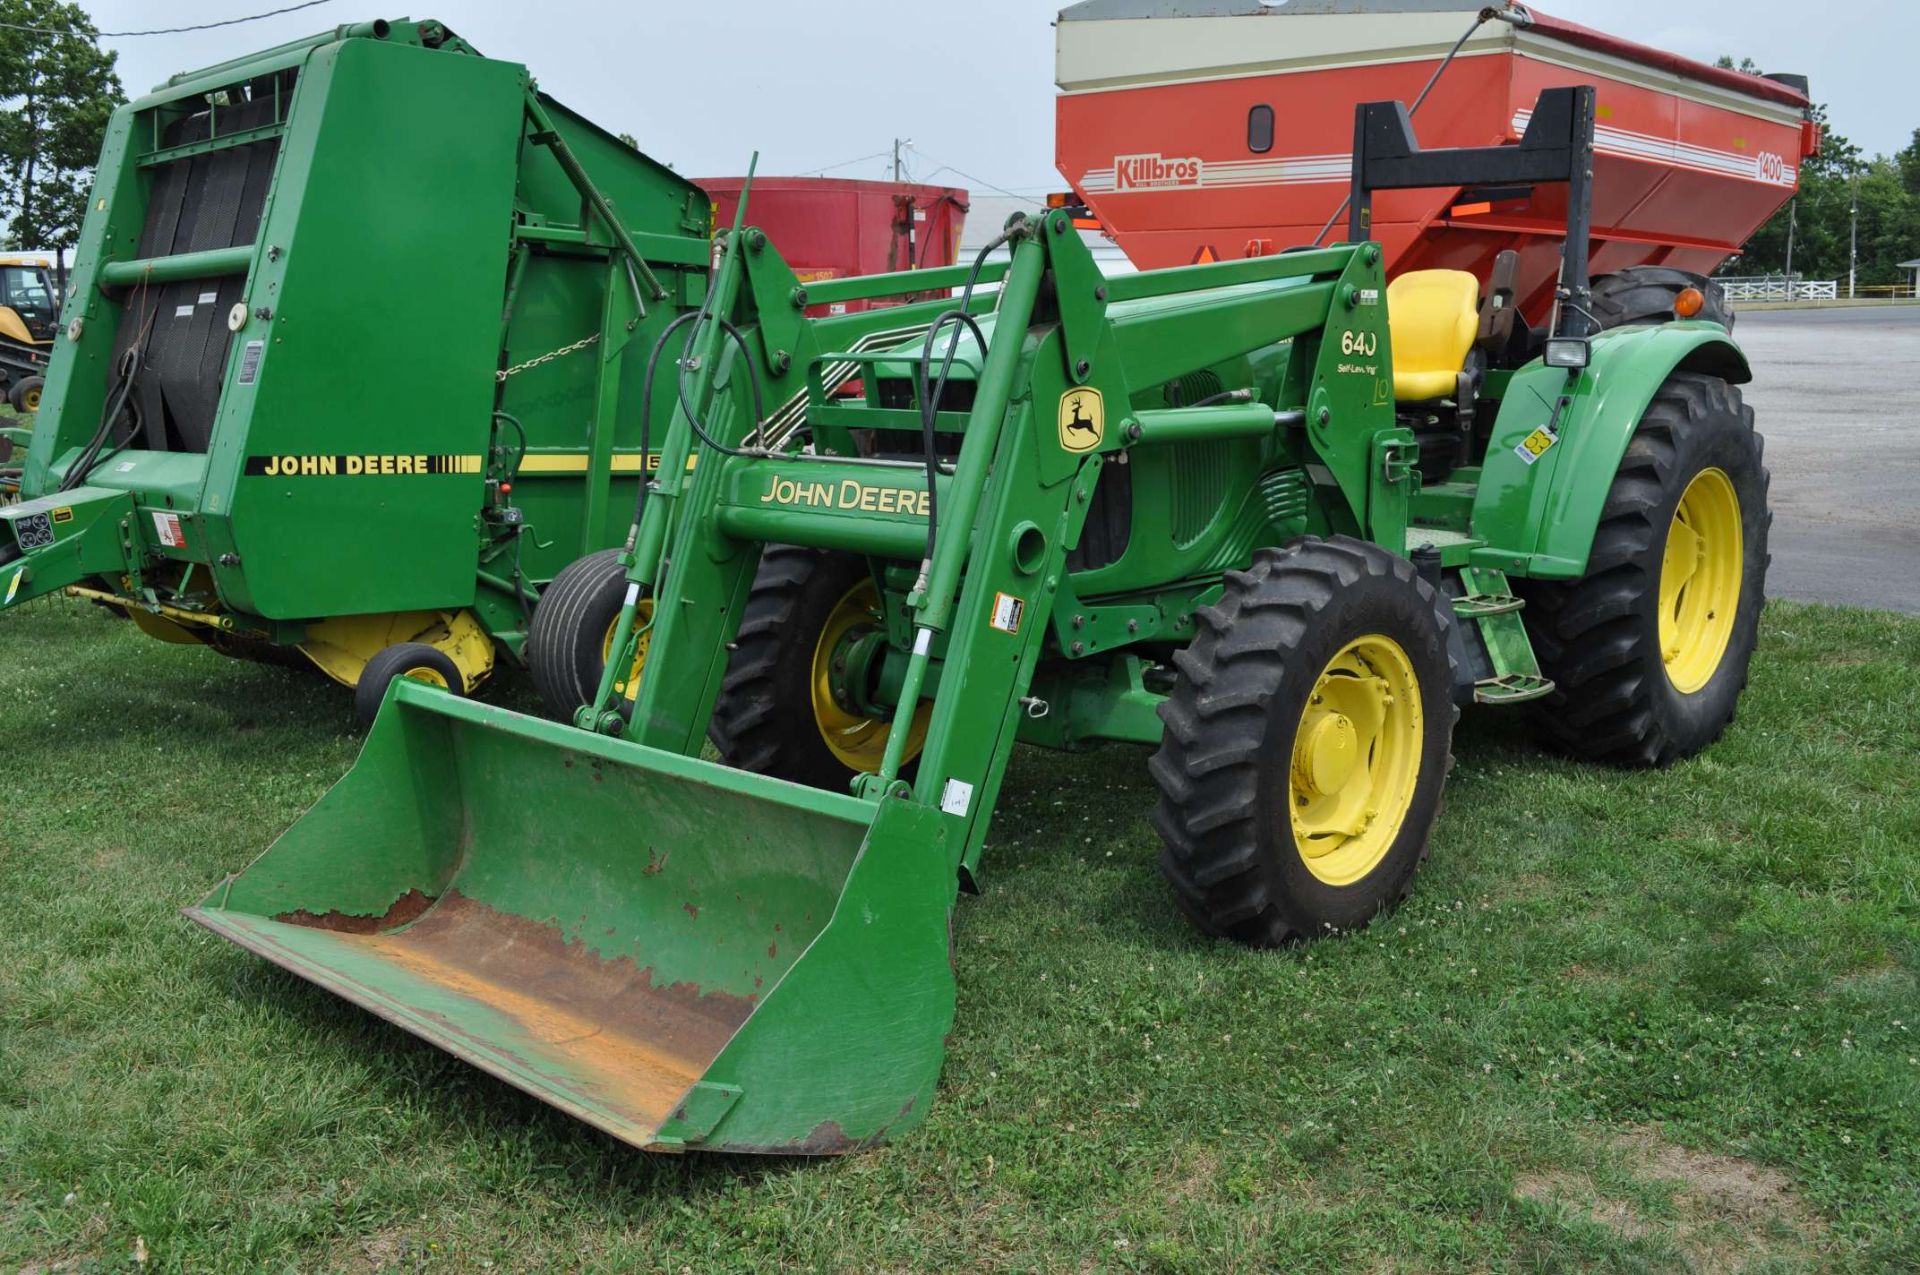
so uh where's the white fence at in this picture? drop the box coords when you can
[1717,276,1840,303]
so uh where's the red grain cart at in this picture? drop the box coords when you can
[1055,0,1815,320]
[697,177,968,316]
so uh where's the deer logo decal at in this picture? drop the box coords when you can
[1057,387,1104,454]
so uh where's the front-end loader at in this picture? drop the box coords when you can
[187,86,1768,1153]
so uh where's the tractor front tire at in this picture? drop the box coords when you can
[9,375,43,414]
[527,549,650,722]
[711,546,924,792]
[355,641,465,726]
[1518,371,1768,766]
[1151,536,1457,947]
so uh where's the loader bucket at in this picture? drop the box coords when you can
[186,679,958,1154]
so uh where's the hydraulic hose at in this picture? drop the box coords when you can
[912,222,1020,570]
[61,345,144,492]
[631,310,701,533]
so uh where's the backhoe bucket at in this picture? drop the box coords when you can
[186,679,957,1154]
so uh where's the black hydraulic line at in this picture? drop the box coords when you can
[61,346,144,492]
[632,310,701,532]
[671,317,765,459]
[914,224,1018,566]
[914,308,988,564]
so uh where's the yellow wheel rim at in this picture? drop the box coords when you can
[1658,467,1743,694]
[21,385,39,413]
[812,580,928,774]
[601,599,653,702]
[1288,634,1424,887]
[402,667,449,690]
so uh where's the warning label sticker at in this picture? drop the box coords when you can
[1513,425,1558,466]
[940,778,974,818]
[990,591,1024,634]
[14,511,53,550]
[237,340,264,385]
[151,511,186,549]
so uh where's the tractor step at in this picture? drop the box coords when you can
[1473,672,1555,704]
[1450,566,1555,707]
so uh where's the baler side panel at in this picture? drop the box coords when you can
[213,40,527,620]
[497,98,712,578]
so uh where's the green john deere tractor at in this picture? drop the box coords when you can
[187,86,1767,1153]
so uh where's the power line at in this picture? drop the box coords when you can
[798,149,892,178]
[904,145,1048,202]
[0,0,334,39]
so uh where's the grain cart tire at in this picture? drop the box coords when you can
[1151,536,1457,947]
[8,376,44,414]
[355,642,465,726]
[1590,268,1733,330]
[1518,371,1767,767]
[527,548,650,721]
[711,545,928,792]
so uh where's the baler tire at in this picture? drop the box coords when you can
[710,546,910,792]
[1150,535,1457,948]
[355,642,465,726]
[526,549,646,722]
[9,376,44,414]
[1516,371,1768,767]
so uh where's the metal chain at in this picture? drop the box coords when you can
[497,333,600,382]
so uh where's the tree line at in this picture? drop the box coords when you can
[1717,59,1920,287]
[0,0,122,252]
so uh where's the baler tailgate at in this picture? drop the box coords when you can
[186,679,952,1153]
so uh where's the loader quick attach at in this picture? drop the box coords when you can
[189,86,1773,1154]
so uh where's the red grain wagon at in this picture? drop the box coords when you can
[1055,0,1816,320]
[697,177,969,316]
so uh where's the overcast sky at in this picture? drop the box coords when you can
[84,0,1916,194]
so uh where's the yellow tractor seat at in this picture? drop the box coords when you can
[1387,269,1481,402]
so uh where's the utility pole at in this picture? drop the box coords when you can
[1848,171,1859,299]
[892,138,911,183]
[1783,198,1796,285]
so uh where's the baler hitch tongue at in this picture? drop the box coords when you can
[185,679,957,1153]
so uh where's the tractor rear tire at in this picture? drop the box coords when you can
[527,549,649,722]
[8,375,43,414]
[711,546,921,793]
[1590,267,1733,330]
[1150,536,1457,947]
[1517,371,1768,767]
[355,642,465,726]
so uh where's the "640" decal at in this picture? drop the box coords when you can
[1340,329,1379,356]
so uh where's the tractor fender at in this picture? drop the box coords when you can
[1471,323,1750,580]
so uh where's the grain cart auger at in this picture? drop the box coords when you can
[189,86,1768,1153]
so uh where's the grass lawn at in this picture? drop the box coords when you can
[1,599,1916,1272]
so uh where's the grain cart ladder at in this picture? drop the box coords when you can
[188,88,1768,1153]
